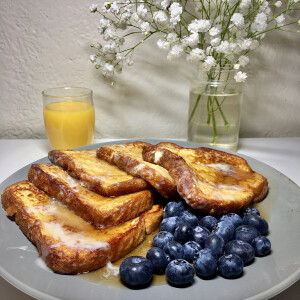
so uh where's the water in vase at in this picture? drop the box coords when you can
[188,89,243,152]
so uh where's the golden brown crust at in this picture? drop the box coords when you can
[48,149,149,196]
[143,144,268,214]
[28,164,155,228]
[1,181,163,274]
[96,142,178,199]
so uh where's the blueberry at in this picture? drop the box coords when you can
[219,213,243,229]
[146,247,169,274]
[178,210,199,227]
[120,256,153,287]
[251,236,271,256]
[198,215,218,231]
[165,259,194,287]
[160,217,178,234]
[235,225,261,244]
[163,201,185,218]
[204,233,225,258]
[218,254,244,279]
[243,213,269,235]
[193,248,217,278]
[225,240,255,265]
[183,241,202,263]
[163,241,184,262]
[153,231,174,249]
[174,222,194,244]
[242,207,260,216]
[193,225,210,247]
[212,220,235,243]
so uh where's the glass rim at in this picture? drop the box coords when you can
[42,87,92,99]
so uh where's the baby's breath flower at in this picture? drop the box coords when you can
[169,3,182,25]
[206,46,213,55]
[250,39,260,50]
[90,54,96,63]
[215,41,231,54]
[167,33,179,43]
[234,71,247,82]
[161,0,170,10]
[98,18,111,34]
[110,2,120,14]
[209,27,221,37]
[167,44,184,60]
[238,55,249,66]
[126,59,134,66]
[239,0,251,14]
[188,19,211,33]
[89,0,299,81]
[276,15,285,26]
[210,37,221,47]
[231,13,244,27]
[181,33,199,47]
[102,63,114,76]
[203,56,216,70]
[137,4,148,19]
[154,11,168,25]
[274,1,282,7]
[102,2,112,13]
[186,48,206,61]
[132,12,140,23]
[157,39,170,50]
[252,12,268,32]
[89,4,98,13]
[116,53,124,61]
[141,22,151,35]
[239,38,252,50]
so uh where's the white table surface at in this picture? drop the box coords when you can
[0,138,299,300]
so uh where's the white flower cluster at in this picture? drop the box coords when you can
[89,0,300,81]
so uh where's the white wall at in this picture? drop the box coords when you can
[0,0,299,139]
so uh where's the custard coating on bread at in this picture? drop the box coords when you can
[28,164,155,228]
[48,150,149,196]
[97,142,178,199]
[143,143,268,214]
[1,181,163,274]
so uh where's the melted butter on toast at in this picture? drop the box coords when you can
[28,164,155,227]
[1,180,163,274]
[143,143,268,214]
[49,150,149,196]
[97,142,178,199]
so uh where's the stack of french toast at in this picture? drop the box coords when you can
[1,141,268,275]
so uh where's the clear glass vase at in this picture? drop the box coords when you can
[187,64,244,152]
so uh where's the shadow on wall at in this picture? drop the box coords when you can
[240,29,300,137]
[91,37,195,138]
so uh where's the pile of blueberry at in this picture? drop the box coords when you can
[119,201,271,288]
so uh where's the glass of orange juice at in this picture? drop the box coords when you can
[42,87,95,150]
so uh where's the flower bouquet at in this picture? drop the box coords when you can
[89,0,299,149]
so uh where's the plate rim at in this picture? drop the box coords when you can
[0,139,299,300]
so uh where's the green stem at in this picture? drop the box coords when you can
[215,96,230,133]
[211,97,218,143]
[188,94,201,124]
[207,95,212,125]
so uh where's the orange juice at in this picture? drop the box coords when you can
[43,100,95,149]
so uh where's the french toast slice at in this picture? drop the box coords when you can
[1,180,163,274]
[48,149,149,196]
[143,142,268,214]
[96,142,178,199]
[28,164,155,228]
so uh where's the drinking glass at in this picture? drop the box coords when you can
[42,87,95,150]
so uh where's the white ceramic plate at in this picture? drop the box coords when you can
[0,140,299,300]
